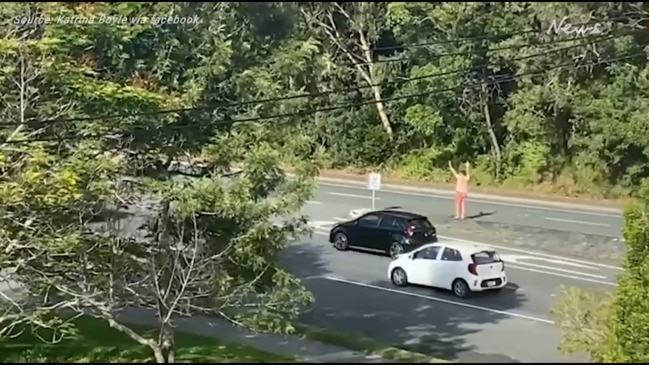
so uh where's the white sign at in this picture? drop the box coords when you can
[547,17,603,37]
[368,173,382,190]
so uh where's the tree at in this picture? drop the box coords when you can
[551,285,614,361]
[603,183,649,362]
[298,2,396,140]
[0,3,319,363]
[553,183,649,362]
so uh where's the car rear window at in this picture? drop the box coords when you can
[471,250,501,264]
[408,218,434,230]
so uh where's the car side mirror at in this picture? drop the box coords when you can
[408,254,414,260]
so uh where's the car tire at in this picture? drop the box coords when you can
[333,232,349,251]
[391,267,408,287]
[388,242,403,259]
[452,278,471,298]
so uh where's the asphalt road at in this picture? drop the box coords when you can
[279,188,623,363]
[314,182,624,238]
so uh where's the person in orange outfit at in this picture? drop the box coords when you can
[448,161,470,219]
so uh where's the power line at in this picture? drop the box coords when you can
[371,29,642,65]
[0,31,635,129]
[370,15,644,52]
[3,51,641,146]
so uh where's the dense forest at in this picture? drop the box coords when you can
[1,2,649,363]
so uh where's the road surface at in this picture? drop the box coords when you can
[314,182,623,237]
[308,183,626,264]
[279,189,623,363]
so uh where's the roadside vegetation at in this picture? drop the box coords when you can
[553,184,649,362]
[0,316,295,363]
[0,2,645,363]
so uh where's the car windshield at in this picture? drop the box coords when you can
[471,250,501,264]
[408,218,434,231]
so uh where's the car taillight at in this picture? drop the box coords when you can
[468,263,478,275]
[406,225,415,237]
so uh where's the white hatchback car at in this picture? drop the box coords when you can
[387,241,507,298]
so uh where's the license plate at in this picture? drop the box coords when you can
[487,281,497,287]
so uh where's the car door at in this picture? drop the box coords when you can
[406,246,442,286]
[352,213,382,249]
[433,247,465,289]
[374,215,401,251]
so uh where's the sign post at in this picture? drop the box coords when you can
[367,173,382,210]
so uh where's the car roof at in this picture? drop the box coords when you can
[375,209,427,220]
[419,240,495,254]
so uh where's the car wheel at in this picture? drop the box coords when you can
[391,268,408,287]
[452,278,471,298]
[388,242,403,259]
[333,232,349,251]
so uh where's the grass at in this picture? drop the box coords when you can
[294,324,450,363]
[0,316,295,363]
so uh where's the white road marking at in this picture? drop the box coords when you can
[523,257,596,270]
[500,254,599,271]
[307,230,619,285]
[507,260,607,279]
[320,181,621,218]
[329,192,381,200]
[301,275,325,280]
[544,217,610,227]
[308,220,337,227]
[333,217,347,222]
[437,235,622,270]
[323,276,554,325]
[307,200,323,205]
[506,264,618,287]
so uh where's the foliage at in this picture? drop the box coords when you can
[553,183,649,362]
[0,2,319,363]
[285,2,647,197]
[0,316,296,363]
[603,183,649,362]
[551,286,614,361]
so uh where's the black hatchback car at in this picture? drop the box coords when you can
[328,209,438,258]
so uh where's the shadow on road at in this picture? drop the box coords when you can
[280,237,529,362]
[465,211,497,220]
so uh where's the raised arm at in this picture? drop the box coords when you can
[448,161,458,177]
[464,162,470,180]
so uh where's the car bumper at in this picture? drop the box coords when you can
[468,275,508,292]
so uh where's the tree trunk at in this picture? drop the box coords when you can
[151,199,176,363]
[152,323,175,363]
[358,30,394,141]
[481,81,502,176]
[369,83,394,141]
[152,344,175,363]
